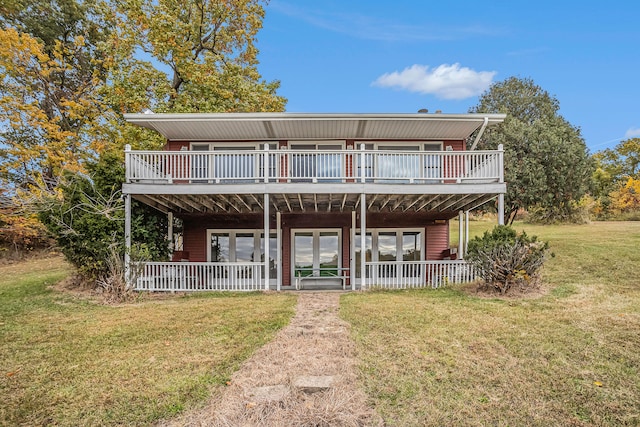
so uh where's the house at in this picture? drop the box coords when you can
[122,112,506,291]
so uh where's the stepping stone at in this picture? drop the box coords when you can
[245,384,289,403]
[293,375,334,393]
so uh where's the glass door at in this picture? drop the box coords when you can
[292,230,341,280]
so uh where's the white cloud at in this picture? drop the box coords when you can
[372,63,497,100]
[624,127,640,138]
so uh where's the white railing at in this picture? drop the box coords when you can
[364,260,477,289]
[133,262,263,291]
[125,146,503,184]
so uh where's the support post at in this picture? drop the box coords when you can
[498,193,505,225]
[167,212,174,254]
[264,193,270,290]
[124,193,132,288]
[351,211,356,291]
[458,210,464,259]
[465,210,470,255]
[360,143,366,183]
[276,211,281,291]
[360,193,366,290]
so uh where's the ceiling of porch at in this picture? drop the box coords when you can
[133,191,498,216]
[123,112,506,142]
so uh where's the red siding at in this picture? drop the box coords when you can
[426,223,450,260]
[165,141,189,151]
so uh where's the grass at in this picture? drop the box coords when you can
[341,221,640,426]
[0,256,297,426]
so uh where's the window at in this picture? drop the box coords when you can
[355,229,424,279]
[207,230,277,281]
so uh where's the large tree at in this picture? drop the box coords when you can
[470,77,593,223]
[1,0,286,276]
[103,0,286,115]
[0,0,108,191]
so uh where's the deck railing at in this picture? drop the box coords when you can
[364,260,477,289]
[133,261,263,291]
[125,146,503,184]
[132,260,476,291]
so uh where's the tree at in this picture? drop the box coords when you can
[470,77,593,223]
[0,0,108,192]
[593,138,640,192]
[38,151,168,279]
[102,0,286,115]
[1,0,286,281]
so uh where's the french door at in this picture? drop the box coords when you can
[292,229,341,279]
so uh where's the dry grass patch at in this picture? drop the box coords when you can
[342,222,640,426]
[0,257,296,426]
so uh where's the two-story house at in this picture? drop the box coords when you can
[122,112,506,291]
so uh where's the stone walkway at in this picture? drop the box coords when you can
[161,292,382,426]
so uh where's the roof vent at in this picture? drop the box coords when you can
[417,108,428,113]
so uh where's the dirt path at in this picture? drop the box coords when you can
[161,292,382,426]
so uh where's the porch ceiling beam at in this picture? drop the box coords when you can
[314,193,318,212]
[403,194,427,212]
[182,195,206,212]
[380,195,393,211]
[298,193,304,211]
[234,194,253,212]
[249,194,263,210]
[391,195,407,211]
[368,194,378,210]
[282,193,292,212]
[441,194,475,212]
[327,194,332,212]
[341,193,348,212]
[431,194,457,211]
[459,194,496,212]
[414,195,440,211]
[199,196,225,212]
[157,194,193,213]
[218,194,241,213]
[132,194,170,213]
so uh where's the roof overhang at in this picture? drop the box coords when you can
[123,112,506,142]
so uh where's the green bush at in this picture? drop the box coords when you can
[39,151,168,280]
[466,225,551,294]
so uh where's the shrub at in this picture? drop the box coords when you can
[38,151,168,281]
[466,225,551,294]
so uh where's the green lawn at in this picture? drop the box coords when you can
[341,221,640,426]
[0,257,296,426]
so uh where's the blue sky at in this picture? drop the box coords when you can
[256,0,640,153]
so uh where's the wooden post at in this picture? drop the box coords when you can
[351,210,356,291]
[124,193,132,289]
[458,210,464,259]
[276,211,281,291]
[360,193,366,290]
[264,193,270,291]
[465,210,470,255]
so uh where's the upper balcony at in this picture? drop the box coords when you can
[122,112,506,214]
[125,145,504,187]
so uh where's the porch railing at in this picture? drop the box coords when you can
[364,260,477,289]
[133,261,263,291]
[132,260,476,291]
[125,146,503,184]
